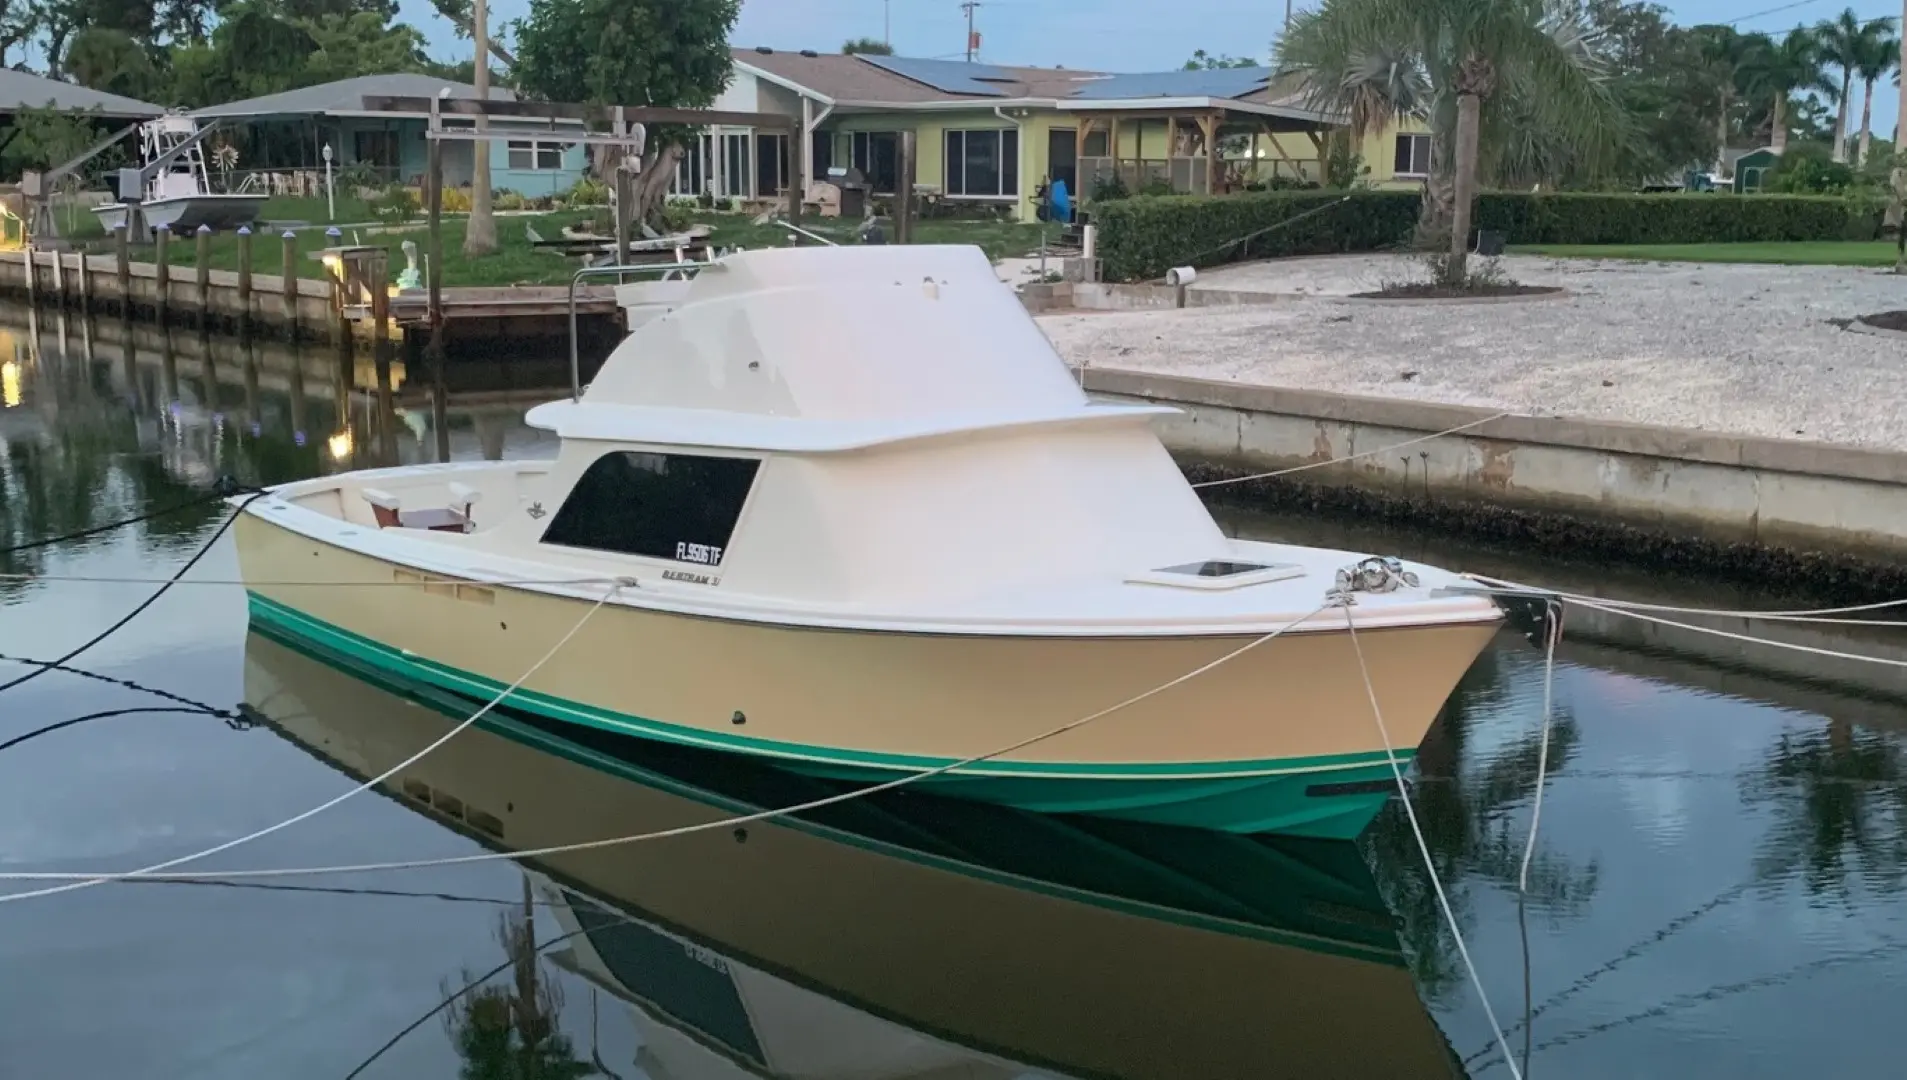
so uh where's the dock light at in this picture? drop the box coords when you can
[1165,266,1197,286]
[0,359,19,408]
[327,429,353,461]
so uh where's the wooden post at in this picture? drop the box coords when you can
[115,223,130,318]
[51,248,65,308]
[281,230,298,332]
[786,118,804,224]
[236,225,253,334]
[23,246,35,309]
[896,131,916,244]
[1200,114,1218,195]
[612,107,632,267]
[77,249,90,315]
[195,224,212,327]
[426,118,450,463]
[153,225,170,325]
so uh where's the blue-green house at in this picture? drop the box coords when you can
[191,73,589,197]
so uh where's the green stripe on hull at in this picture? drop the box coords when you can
[246,592,1412,839]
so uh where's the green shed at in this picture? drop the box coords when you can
[1731,148,1780,193]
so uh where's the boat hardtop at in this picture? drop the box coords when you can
[246,244,1497,636]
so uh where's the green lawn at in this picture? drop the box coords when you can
[1513,241,1905,266]
[85,208,1056,287]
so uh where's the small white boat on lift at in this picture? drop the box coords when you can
[93,115,266,234]
[235,244,1501,839]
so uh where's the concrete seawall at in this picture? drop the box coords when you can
[1086,368,1907,593]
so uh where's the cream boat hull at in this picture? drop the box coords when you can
[237,513,1499,838]
[245,632,1466,1080]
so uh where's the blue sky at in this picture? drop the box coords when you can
[399,0,1907,134]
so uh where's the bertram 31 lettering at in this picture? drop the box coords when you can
[675,541,723,565]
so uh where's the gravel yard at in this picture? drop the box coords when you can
[1036,254,1907,450]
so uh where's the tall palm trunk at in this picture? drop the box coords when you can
[1444,91,1482,286]
[1859,77,1876,166]
[1771,93,1790,154]
[463,0,499,257]
[1716,89,1732,173]
[1892,1,1907,265]
[1834,72,1852,162]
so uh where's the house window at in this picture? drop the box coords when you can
[849,130,899,194]
[1393,134,1431,177]
[1082,130,1109,157]
[540,452,760,566]
[755,132,787,195]
[507,141,567,170]
[811,130,833,177]
[944,129,1018,198]
[723,132,752,197]
[353,130,400,170]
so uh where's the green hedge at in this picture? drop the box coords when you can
[1093,190,1884,282]
[1092,190,1420,283]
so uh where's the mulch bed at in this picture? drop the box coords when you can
[1348,283,1564,300]
[1858,310,1907,333]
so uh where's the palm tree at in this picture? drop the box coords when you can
[1853,21,1901,164]
[1815,10,1893,161]
[1694,25,1755,172]
[1743,27,1831,155]
[1277,0,1624,287]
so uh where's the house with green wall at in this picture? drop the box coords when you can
[679,48,1431,221]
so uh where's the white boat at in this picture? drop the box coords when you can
[234,243,1502,839]
[93,115,266,234]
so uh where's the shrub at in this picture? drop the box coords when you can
[1093,189,1420,281]
[1096,189,1881,280]
[567,175,610,206]
[1472,192,1879,244]
[368,183,419,223]
[441,186,471,213]
[494,190,528,211]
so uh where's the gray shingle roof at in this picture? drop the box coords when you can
[0,69,162,118]
[190,74,520,119]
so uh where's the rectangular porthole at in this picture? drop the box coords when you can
[456,584,496,605]
[433,792,465,819]
[401,778,431,804]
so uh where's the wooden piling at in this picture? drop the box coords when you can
[23,246,35,308]
[195,224,212,327]
[897,132,917,244]
[281,230,298,329]
[426,124,450,463]
[115,225,130,318]
[51,248,65,307]
[236,226,253,333]
[77,250,90,315]
[153,224,170,325]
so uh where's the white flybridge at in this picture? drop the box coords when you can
[234,243,1501,839]
[93,115,266,234]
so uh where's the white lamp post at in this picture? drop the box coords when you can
[321,142,335,222]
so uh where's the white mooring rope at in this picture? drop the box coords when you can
[0,583,627,904]
[1341,600,1525,1080]
[0,603,1334,891]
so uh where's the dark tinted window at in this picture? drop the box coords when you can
[540,452,759,566]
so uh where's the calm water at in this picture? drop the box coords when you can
[4,311,1906,1078]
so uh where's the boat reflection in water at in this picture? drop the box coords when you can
[244,632,1466,1079]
